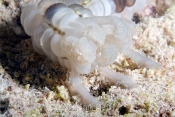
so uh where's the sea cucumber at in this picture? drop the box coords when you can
[20,0,160,105]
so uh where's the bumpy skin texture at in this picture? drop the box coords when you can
[21,0,159,105]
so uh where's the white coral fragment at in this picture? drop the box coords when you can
[21,0,160,105]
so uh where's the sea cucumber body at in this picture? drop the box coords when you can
[21,0,135,74]
[21,0,160,105]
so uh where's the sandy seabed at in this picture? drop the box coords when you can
[0,0,175,116]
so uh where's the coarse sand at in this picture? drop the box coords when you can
[0,0,175,116]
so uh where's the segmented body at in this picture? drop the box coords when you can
[21,0,159,105]
[21,0,135,74]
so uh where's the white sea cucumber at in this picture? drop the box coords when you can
[20,0,160,105]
